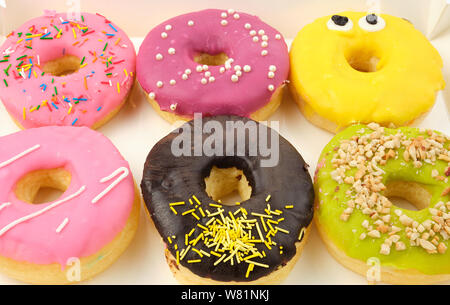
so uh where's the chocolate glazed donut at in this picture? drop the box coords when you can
[141,115,314,283]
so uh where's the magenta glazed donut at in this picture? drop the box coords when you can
[136,9,289,123]
[0,11,136,129]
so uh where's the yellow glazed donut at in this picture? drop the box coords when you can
[314,123,450,284]
[289,12,445,133]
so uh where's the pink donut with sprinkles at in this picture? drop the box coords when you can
[136,9,289,122]
[0,126,140,284]
[0,11,136,129]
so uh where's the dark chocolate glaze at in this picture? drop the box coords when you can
[141,116,314,282]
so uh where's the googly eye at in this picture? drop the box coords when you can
[358,14,386,32]
[327,15,353,32]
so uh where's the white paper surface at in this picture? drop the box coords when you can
[0,1,448,285]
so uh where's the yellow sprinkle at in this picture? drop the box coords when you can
[235,202,241,205]
[167,236,172,244]
[213,253,227,266]
[265,195,271,202]
[200,249,211,257]
[17,38,23,44]
[169,201,185,206]
[275,226,290,234]
[68,104,73,114]
[285,205,294,209]
[80,63,87,69]
[176,250,180,265]
[192,248,203,257]
[188,228,196,236]
[210,251,222,257]
[22,107,26,120]
[209,203,222,208]
[192,212,200,220]
[182,208,195,215]
[245,263,254,278]
[198,206,206,217]
[197,223,208,231]
[124,68,128,77]
[116,82,120,93]
[251,212,272,218]
[33,70,37,78]
[298,227,306,241]
[72,28,77,39]
[187,259,201,263]
[192,195,201,205]
[180,245,191,261]
[246,260,269,268]
[169,206,178,215]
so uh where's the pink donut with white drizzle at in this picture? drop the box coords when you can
[0,11,136,129]
[0,126,139,284]
[136,9,289,122]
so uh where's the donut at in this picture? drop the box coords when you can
[141,115,314,284]
[136,9,289,123]
[314,122,450,284]
[0,126,140,284]
[0,11,136,129]
[289,11,445,133]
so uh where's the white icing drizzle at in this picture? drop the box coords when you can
[0,202,11,212]
[91,167,129,204]
[0,186,86,237]
[0,144,40,169]
[56,217,69,233]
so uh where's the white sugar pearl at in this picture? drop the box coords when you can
[185,69,192,75]
[269,65,277,72]
[165,25,172,31]
[182,74,188,80]
[161,32,168,39]
[234,65,241,71]
[156,81,163,88]
[252,36,259,42]
[244,23,251,29]
[170,79,176,85]
[231,75,239,82]
[221,12,228,18]
[188,20,194,26]
[262,35,268,41]
[233,13,240,19]
[227,9,235,14]
[170,103,177,111]
[268,71,275,78]
[219,67,226,73]
[209,76,215,83]
[204,71,211,78]
[149,92,156,99]
[228,58,234,63]
[235,70,242,77]
[249,30,256,36]
[201,78,207,84]
[168,48,176,55]
[261,41,268,48]
[275,34,281,40]
[202,65,209,71]
[221,20,228,26]
[258,29,265,35]
[155,53,163,60]
[196,65,203,72]
[268,84,275,91]
[261,50,268,56]
[243,65,251,72]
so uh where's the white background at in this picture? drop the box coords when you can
[0,0,449,284]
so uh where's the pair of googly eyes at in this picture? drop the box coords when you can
[327,14,386,32]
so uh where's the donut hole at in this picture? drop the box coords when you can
[42,55,81,77]
[193,52,229,66]
[383,181,431,211]
[14,168,71,204]
[345,48,380,73]
[204,166,252,206]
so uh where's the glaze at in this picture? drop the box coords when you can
[0,12,136,128]
[290,11,445,130]
[137,9,289,118]
[0,126,134,266]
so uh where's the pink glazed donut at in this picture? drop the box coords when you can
[0,126,140,284]
[0,11,136,129]
[136,9,289,123]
